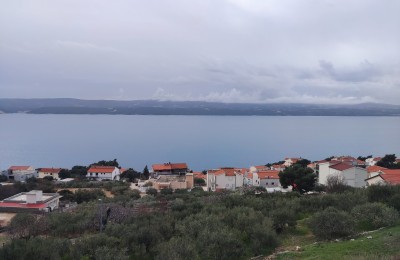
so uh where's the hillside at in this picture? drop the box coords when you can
[1,98,400,116]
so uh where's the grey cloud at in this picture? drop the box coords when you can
[0,0,399,104]
[319,60,381,83]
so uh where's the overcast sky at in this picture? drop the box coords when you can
[1,0,399,104]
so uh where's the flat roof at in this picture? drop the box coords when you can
[3,191,61,204]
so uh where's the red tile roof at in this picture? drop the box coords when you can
[9,166,31,171]
[257,170,280,179]
[0,202,47,209]
[367,165,388,173]
[329,162,353,171]
[87,166,116,173]
[39,168,62,174]
[152,163,188,171]
[380,169,400,175]
[210,168,236,176]
[381,174,400,185]
[373,157,382,162]
[254,165,268,170]
[193,172,207,180]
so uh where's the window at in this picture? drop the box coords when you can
[272,182,275,185]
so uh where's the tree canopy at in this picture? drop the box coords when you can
[279,165,317,193]
[377,154,400,169]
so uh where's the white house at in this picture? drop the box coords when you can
[284,158,301,167]
[318,161,367,188]
[365,157,382,166]
[253,170,281,188]
[207,168,245,191]
[7,166,38,182]
[86,166,120,181]
[366,172,400,186]
[0,190,61,212]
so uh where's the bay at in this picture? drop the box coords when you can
[0,114,399,171]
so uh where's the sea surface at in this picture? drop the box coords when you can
[0,114,399,171]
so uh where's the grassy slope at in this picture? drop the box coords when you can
[276,224,400,259]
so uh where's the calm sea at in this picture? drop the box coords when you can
[0,114,399,171]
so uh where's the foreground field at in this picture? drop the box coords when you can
[277,225,400,259]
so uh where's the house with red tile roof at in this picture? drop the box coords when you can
[318,161,367,187]
[271,164,286,171]
[152,162,188,175]
[366,173,400,186]
[206,167,245,191]
[253,170,281,188]
[86,166,120,181]
[7,166,38,182]
[249,165,269,172]
[366,165,389,178]
[38,168,64,180]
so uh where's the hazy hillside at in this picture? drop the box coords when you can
[1,98,400,116]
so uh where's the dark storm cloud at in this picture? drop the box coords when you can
[0,0,399,104]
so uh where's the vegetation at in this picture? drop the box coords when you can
[1,171,400,259]
[377,154,400,169]
[277,225,400,259]
[279,165,317,193]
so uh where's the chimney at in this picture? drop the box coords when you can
[34,190,43,201]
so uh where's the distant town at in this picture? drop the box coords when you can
[1,154,399,212]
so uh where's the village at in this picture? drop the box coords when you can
[0,154,399,213]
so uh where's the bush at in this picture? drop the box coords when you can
[367,185,395,203]
[309,207,355,240]
[160,188,173,195]
[325,175,353,193]
[270,207,297,233]
[351,203,399,231]
[146,188,158,196]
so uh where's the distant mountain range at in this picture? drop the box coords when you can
[1,98,400,116]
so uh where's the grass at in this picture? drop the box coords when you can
[276,224,400,259]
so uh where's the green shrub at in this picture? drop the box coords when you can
[309,207,355,240]
[146,188,158,196]
[367,185,395,203]
[351,202,399,231]
[270,207,297,233]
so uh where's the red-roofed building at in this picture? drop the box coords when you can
[193,172,207,180]
[366,173,400,186]
[86,166,120,181]
[7,166,38,182]
[318,161,367,187]
[366,165,389,178]
[207,167,244,191]
[152,163,188,175]
[249,165,269,172]
[253,170,281,188]
[38,168,63,180]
